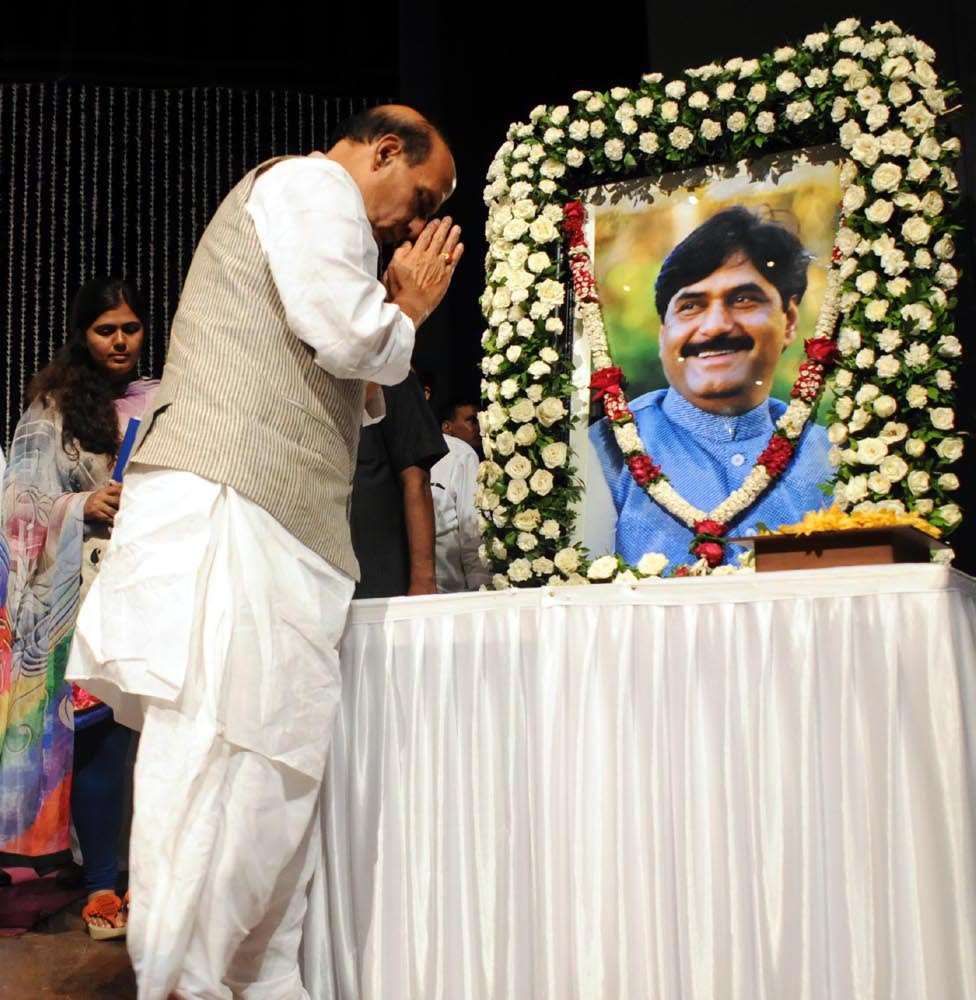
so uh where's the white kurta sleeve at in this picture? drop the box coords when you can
[246,157,414,386]
[453,443,491,590]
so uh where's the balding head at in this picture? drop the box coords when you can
[327,105,456,246]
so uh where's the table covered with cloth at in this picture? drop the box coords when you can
[302,564,976,1000]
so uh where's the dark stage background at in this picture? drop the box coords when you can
[1,0,973,566]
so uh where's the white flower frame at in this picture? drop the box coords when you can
[476,18,962,587]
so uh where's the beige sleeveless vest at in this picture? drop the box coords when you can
[135,156,365,578]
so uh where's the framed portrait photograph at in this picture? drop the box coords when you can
[575,148,844,565]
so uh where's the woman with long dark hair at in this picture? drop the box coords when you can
[0,277,158,938]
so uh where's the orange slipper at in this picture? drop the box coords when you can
[81,891,127,940]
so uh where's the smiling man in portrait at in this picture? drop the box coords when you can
[588,205,832,568]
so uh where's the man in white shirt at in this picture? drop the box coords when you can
[431,400,490,592]
[69,105,461,1000]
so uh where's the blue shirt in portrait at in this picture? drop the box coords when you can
[588,387,833,568]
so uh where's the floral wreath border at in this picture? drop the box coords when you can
[476,17,963,587]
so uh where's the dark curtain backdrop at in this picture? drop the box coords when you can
[0,83,381,447]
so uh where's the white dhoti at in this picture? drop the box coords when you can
[68,466,354,1000]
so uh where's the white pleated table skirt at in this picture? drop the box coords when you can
[303,565,976,1000]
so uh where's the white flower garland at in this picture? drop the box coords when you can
[477,18,963,587]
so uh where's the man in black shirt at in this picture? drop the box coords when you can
[351,370,447,597]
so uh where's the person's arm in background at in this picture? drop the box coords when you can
[400,465,437,595]
[453,443,491,590]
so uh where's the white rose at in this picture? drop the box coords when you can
[913,499,934,515]
[835,396,855,419]
[506,478,529,504]
[747,82,767,102]
[865,200,894,225]
[935,263,958,289]
[554,547,580,575]
[856,383,881,405]
[880,454,909,481]
[664,80,686,98]
[906,384,929,408]
[935,437,964,462]
[504,454,532,480]
[635,96,654,116]
[532,557,555,577]
[726,111,747,133]
[828,422,848,445]
[835,368,854,390]
[849,408,872,432]
[855,348,876,369]
[904,342,930,368]
[716,82,736,101]
[541,441,568,468]
[838,326,861,355]
[873,395,897,418]
[907,158,932,182]
[536,396,566,428]
[636,552,669,577]
[879,129,913,156]
[526,384,544,403]
[528,217,559,243]
[756,112,776,134]
[885,278,910,297]
[508,398,535,424]
[565,148,585,168]
[845,475,869,504]
[901,215,932,245]
[604,138,625,162]
[512,508,541,531]
[806,68,829,88]
[514,423,537,446]
[907,470,930,495]
[500,378,519,399]
[527,361,551,381]
[639,131,660,154]
[938,504,962,526]
[835,227,859,257]
[486,401,508,430]
[833,97,851,122]
[700,119,722,140]
[507,559,532,583]
[775,71,801,93]
[688,90,710,109]
[866,105,890,130]
[930,407,954,431]
[901,303,933,330]
[871,162,902,192]
[865,299,890,322]
[901,101,935,132]
[568,120,589,141]
[660,100,679,122]
[856,438,889,465]
[905,436,926,457]
[851,135,882,166]
[880,421,909,444]
[938,473,960,491]
[876,354,900,378]
[843,184,867,213]
[920,191,944,218]
[587,555,620,581]
[935,369,954,391]
[785,100,814,124]
[839,119,861,146]
[529,468,554,495]
[739,59,760,78]
[855,270,878,294]
[868,471,892,494]
[669,126,694,150]
[516,532,538,553]
[936,335,962,357]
